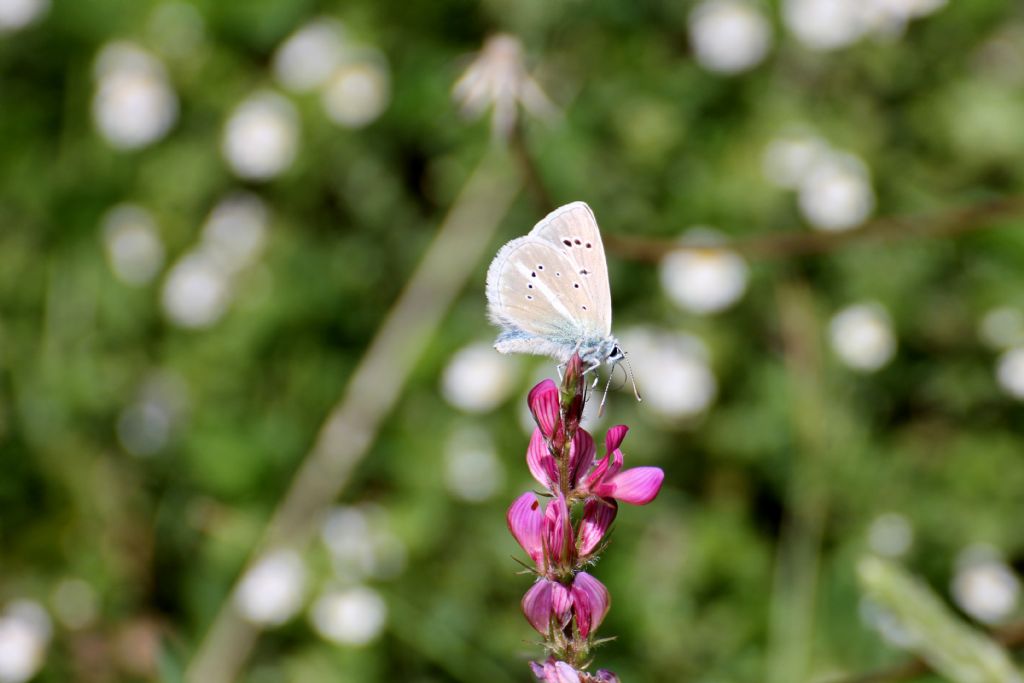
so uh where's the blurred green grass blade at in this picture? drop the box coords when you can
[857,556,1023,683]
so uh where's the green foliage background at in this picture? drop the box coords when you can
[1,0,1023,681]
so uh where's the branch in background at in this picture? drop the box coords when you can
[604,195,1024,262]
[184,151,520,683]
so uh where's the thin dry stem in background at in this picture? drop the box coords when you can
[184,151,520,683]
[603,195,1024,261]
[766,282,832,683]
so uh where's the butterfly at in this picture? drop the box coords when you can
[486,201,640,410]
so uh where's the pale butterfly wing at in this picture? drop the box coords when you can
[486,235,606,358]
[527,201,612,335]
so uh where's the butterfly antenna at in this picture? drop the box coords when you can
[597,367,615,417]
[623,353,642,403]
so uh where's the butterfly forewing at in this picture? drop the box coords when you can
[527,202,612,335]
[486,236,605,345]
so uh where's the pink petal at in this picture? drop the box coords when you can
[605,425,629,454]
[528,379,561,439]
[548,662,582,683]
[551,581,572,624]
[594,670,620,682]
[568,428,595,487]
[543,495,573,567]
[578,498,617,555]
[507,492,544,566]
[584,454,610,491]
[522,579,554,634]
[570,572,610,638]
[530,661,546,679]
[527,429,557,489]
[599,467,664,505]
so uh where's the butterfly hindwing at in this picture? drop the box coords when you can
[527,201,612,335]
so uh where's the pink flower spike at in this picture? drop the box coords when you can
[543,495,573,567]
[568,428,596,488]
[507,492,544,566]
[522,579,554,634]
[526,429,557,489]
[578,498,617,556]
[596,466,664,506]
[571,572,610,638]
[528,379,561,439]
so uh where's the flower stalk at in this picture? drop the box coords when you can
[507,354,665,682]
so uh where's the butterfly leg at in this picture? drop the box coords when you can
[556,362,565,380]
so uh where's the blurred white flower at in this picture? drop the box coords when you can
[101,204,165,286]
[222,91,299,181]
[321,505,406,582]
[798,151,874,232]
[0,0,48,33]
[444,426,505,503]
[951,545,1020,624]
[273,18,347,92]
[784,0,945,51]
[117,371,188,457]
[829,302,896,372]
[980,307,1024,351]
[783,0,868,51]
[867,513,914,558]
[660,229,748,315]
[92,42,178,150]
[200,193,269,273]
[619,328,717,421]
[688,0,772,74]
[762,129,830,190]
[322,56,391,129]
[161,251,232,329]
[441,342,518,413]
[234,550,306,626]
[51,579,98,630]
[995,347,1024,400]
[0,600,51,683]
[309,586,387,646]
[453,33,557,140]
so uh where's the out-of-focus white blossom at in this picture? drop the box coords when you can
[829,302,896,372]
[444,426,504,503]
[980,307,1024,351]
[222,91,299,181]
[101,204,165,286]
[867,513,914,558]
[762,129,830,190]
[161,251,232,329]
[441,342,518,413]
[322,56,391,129]
[951,545,1020,625]
[200,193,269,273]
[798,151,875,232]
[92,42,178,150]
[859,597,916,648]
[453,33,557,140]
[0,0,47,32]
[660,229,748,315]
[783,0,946,51]
[688,0,772,74]
[51,579,98,630]
[995,347,1024,400]
[117,371,188,457]
[0,600,51,683]
[619,328,717,421]
[309,586,387,646]
[320,505,406,582]
[234,550,306,626]
[273,18,347,92]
